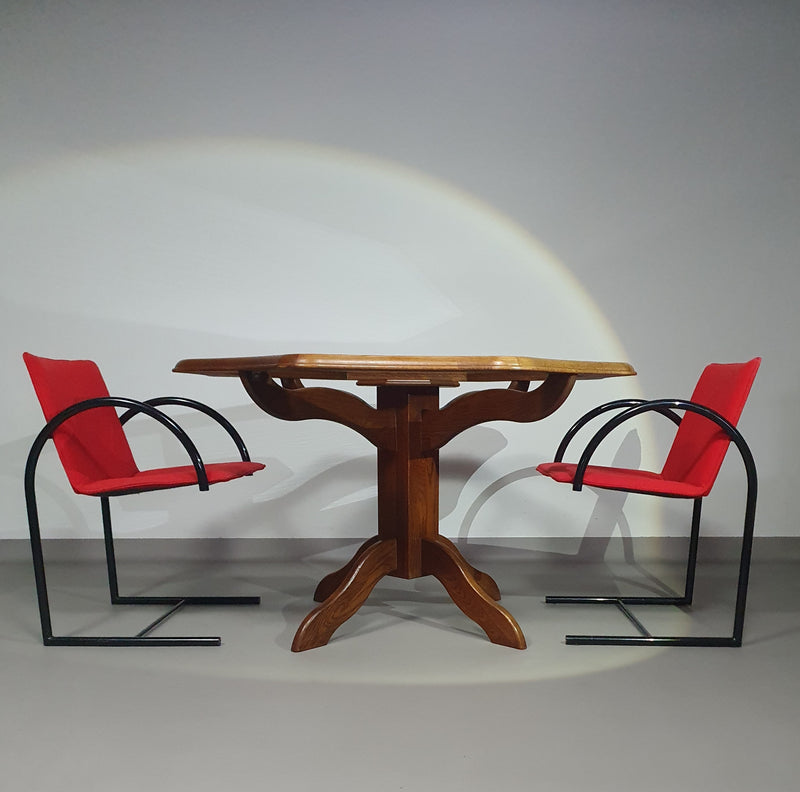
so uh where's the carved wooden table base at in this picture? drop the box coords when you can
[173,354,635,651]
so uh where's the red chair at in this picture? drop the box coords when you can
[23,353,265,647]
[537,358,760,647]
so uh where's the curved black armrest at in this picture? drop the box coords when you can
[571,399,757,499]
[25,397,209,493]
[554,399,682,463]
[119,397,252,462]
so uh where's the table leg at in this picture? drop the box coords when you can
[313,536,384,602]
[434,535,501,601]
[292,539,398,652]
[421,536,527,650]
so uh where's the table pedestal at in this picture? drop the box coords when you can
[291,386,526,651]
[239,373,579,651]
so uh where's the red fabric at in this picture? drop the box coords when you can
[24,353,264,497]
[537,359,760,499]
[77,461,265,496]
[536,462,707,498]
[24,353,139,493]
[660,359,760,493]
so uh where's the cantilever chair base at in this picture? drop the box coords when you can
[51,594,261,647]
[29,497,263,648]
[42,594,261,647]
[564,637,741,647]
[546,595,742,647]
[45,637,222,647]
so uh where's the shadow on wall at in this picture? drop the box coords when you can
[243,425,510,536]
[458,429,643,563]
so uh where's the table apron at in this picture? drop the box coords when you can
[419,373,576,451]
[241,371,576,453]
[241,372,396,448]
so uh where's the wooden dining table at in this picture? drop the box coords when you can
[173,354,635,651]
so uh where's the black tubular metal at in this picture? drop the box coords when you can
[546,399,757,648]
[553,399,682,463]
[119,396,252,462]
[571,399,748,493]
[564,636,741,648]
[547,595,689,606]
[100,496,260,605]
[29,397,209,490]
[25,463,54,643]
[613,600,652,637]
[136,600,187,637]
[111,595,261,605]
[24,399,260,647]
[683,498,702,604]
[44,635,222,647]
[101,496,120,600]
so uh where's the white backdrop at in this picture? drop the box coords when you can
[1,1,796,539]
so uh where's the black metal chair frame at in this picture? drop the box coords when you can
[545,398,757,647]
[25,396,261,646]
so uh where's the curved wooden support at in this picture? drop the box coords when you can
[421,373,577,451]
[434,535,501,601]
[421,537,526,649]
[241,372,395,449]
[291,539,398,652]
[313,536,384,602]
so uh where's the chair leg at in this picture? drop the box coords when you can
[29,496,219,645]
[545,498,748,647]
[101,496,121,601]
[682,498,702,605]
[26,486,55,644]
[24,487,258,647]
[730,490,757,646]
[100,497,260,608]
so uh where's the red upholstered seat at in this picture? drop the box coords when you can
[535,463,707,498]
[76,461,265,496]
[24,353,264,495]
[537,359,761,498]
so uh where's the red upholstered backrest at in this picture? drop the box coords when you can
[24,353,139,493]
[660,358,760,493]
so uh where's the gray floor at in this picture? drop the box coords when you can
[1,536,799,791]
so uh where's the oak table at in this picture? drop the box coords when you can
[173,354,635,651]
